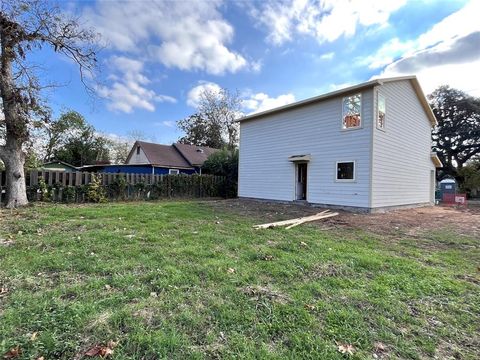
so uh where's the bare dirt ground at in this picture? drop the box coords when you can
[206,199,480,238]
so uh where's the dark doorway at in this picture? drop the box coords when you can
[296,163,307,200]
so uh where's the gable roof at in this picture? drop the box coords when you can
[173,143,218,166]
[125,141,219,168]
[126,141,192,168]
[42,160,79,170]
[239,75,437,126]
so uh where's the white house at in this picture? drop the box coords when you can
[238,76,443,212]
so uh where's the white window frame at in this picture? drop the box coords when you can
[341,93,362,130]
[169,169,180,175]
[376,92,386,131]
[335,161,356,182]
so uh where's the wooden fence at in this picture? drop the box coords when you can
[0,170,227,203]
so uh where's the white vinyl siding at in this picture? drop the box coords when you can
[239,89,373,208]
[371,80,435,208]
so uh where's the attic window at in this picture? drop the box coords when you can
[342,94,362,129]
[136,146,140,155]
[196,148,204,153]
[377,93,386,130]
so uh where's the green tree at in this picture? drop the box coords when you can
[0,0,98,207]
[428,86,480,179]
[44,111,90,162]
[178,88,241,149]
[458,160,480,198]
[52,112,111,167]
[177,113,225,149]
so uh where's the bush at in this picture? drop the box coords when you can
[202,148,238,198]
[459,161,480,198]
[86,174,107,203]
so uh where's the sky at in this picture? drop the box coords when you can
[39,0,480,144]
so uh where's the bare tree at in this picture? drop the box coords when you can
[0,0,98,207]
[199,88,241,149]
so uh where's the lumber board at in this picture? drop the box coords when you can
[253,210,332,229]
[284,212,338,229]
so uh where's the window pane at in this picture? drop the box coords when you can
[377,94,386,129]
[342,94,361,129]
[337,162,354,180]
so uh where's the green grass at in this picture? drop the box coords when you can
[0,201,479,359]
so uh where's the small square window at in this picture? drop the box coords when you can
[377,93,386,130]
[342,94,362,129]
[169,169,180,175]
[336,161,355,181]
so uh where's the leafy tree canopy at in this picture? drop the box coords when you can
[50,111,111,167]
[429,86,480,178]
[177,88,241,150]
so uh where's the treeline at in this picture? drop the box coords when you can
[3,111,137,171]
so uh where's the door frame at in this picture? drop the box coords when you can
[295,162,308,201]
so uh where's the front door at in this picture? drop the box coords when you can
[296,163,307,200]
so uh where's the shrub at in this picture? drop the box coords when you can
[202,148,238,198]
[86,174,107,203]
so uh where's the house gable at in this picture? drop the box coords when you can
[370,79,435,208]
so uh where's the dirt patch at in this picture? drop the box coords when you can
[241,285,291,304]
[206,199,480,238]
[306,263,353,279]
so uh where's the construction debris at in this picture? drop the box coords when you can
[253,210,338,229]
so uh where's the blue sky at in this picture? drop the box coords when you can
[40,0,479,144]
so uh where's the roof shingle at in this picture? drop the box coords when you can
[173,143,218,166]
[128,141,219,168]
[135,141,191,168]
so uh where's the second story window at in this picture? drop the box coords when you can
[342,93,362,129]
[377,93,386,130]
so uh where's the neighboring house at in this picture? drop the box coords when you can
[41,160,79,172]
[238,76,443,212]
[85,141,218,175]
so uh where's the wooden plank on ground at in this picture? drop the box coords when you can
[284,212,338,229]
[253,210,338,230]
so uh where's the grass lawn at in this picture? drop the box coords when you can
[0,201,479,359]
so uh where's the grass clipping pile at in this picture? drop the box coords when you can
[253,210,338,230]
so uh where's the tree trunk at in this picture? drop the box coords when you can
[1,141,28,208]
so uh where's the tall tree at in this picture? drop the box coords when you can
[178,88,241,149]
[0,0,98,207]
[177,113,225,149]
[44,110,88,162]
[428,86,480,178]
[52,114,111,167]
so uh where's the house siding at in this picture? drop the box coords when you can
[127,147,149,164]
[371,80,435,208]
[239,89,373,208]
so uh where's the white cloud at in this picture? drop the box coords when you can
[161,120,175,128]
[250,0,406,45]
[243,92,296,114]
[319,52,335,60]
[327,82,354,92]
[97,56,176,113]
[187,81,296,114]
[186,81,223,108]
[84,0,248,75]
[374,0,480,96]
[357,38,415,69]
[365,0,480,70]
